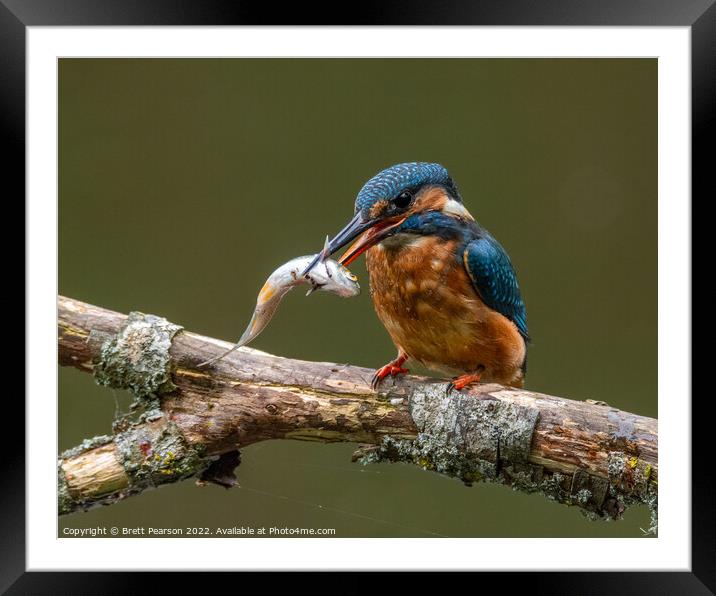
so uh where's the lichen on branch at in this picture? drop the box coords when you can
[57,296,658,531]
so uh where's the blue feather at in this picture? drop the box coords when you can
[355,162,459,211]
[463,234,530,342]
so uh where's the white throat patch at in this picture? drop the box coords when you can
[442,198,474,221]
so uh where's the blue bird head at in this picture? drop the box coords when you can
[303,162,464,274]
[354,162,460,212]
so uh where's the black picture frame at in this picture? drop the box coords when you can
[8,0,709,589]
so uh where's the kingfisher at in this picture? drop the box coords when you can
[303,162,529,391]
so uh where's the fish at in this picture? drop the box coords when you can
[198,240,360,368]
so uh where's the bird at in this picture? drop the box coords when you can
[302,162,529,391]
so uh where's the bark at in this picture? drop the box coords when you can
[57,296,658,531]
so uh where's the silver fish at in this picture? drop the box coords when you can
[198,245,359,367]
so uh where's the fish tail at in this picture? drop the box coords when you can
[197,343,241,368]
[197,314,258,368]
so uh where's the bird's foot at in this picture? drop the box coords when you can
[371,362,409,390]
[446,370,483,395]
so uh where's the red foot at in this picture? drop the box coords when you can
[371,353,409,390]
[447,369,484,394]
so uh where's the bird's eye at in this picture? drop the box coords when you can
[393,191,413,209]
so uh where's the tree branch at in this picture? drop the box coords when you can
[57,296,657,530]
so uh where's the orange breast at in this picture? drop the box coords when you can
[366,234,526,387]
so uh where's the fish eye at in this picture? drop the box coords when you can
[393,190,413,209]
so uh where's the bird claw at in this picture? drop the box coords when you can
[446,370,484,395]
[371,364,409,390]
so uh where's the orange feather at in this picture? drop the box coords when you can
[366,234,526,387]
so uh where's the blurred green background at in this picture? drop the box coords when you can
[59,58,656,537]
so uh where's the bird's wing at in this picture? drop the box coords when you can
[463,235,530,342]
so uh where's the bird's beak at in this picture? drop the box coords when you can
[337,215,407,266]
[301,211,406,275]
